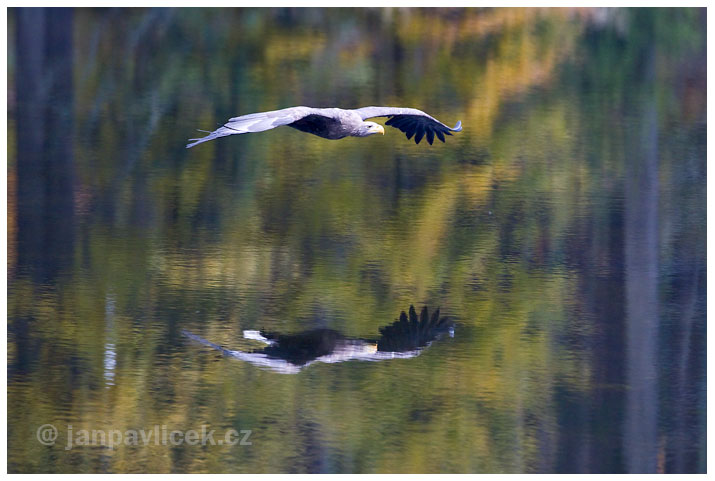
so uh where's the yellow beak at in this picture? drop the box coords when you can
[378,125,385,135]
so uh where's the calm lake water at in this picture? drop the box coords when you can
[7,7,706,473]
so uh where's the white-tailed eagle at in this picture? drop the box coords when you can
[186,106,462,148]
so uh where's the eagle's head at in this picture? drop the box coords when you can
[355,121,385,137]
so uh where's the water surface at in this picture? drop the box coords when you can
[7,7,706,473]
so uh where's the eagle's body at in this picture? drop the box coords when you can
[286,108,362,140]
[186,106,462,148]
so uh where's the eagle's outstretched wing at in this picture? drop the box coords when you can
[186,106,320,148]
[355,106,462,145]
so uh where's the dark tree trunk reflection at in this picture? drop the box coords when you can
[15,7,75,282]
[623,46,659,474]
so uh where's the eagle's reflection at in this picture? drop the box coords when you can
[182,306,454,374]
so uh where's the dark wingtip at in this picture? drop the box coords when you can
[414,129,425,145]
[451,121,462,132]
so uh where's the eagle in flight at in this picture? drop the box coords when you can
[186,106,462,148]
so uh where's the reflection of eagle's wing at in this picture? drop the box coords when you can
[377,306,454,352]
[181,329,304,374]
[186,106,335,148]
[355,106,462,145]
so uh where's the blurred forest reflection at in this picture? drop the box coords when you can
[7,8,706,473]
